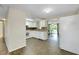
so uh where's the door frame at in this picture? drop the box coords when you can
[0,20,4,39]
[57,23,60,48]
[48,23,60,48]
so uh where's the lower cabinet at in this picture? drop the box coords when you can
[26,30,48,40]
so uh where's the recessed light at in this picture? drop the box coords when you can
[43,8,53,13]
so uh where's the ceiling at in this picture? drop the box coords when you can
[9,4,79,19]
[0,4,79,19]
[0,5,9,18]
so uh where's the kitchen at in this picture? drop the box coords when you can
[26,18,48,40]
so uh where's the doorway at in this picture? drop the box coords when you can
[48,23,59,41]
[0,21,4,54]
[0,21,3,40]
[0,20,8,54]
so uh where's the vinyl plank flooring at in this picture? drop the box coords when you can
[0,34,76,55]
[19,37,75,55]
[0,38,8,55]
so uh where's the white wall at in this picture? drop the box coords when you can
[0,21,3,38]
[0,5,9,18]
[5,7,26,52]
[59,14,79,54]
[48,18,59,24]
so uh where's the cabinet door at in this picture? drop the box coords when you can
[40,20,47,28]
[38,32,47,40]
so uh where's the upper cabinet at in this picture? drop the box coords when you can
[26,19,48,30]
[39,20,47,27]
[26,20,38,27]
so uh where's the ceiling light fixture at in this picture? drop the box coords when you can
[43,8,53,13]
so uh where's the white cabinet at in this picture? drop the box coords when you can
[38,32,48,40]
[26,30,48,40]
[39,20,47,29]
[26,20,38,27]
[35,32,40,38]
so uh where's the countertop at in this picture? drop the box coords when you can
[26,27,48,32]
